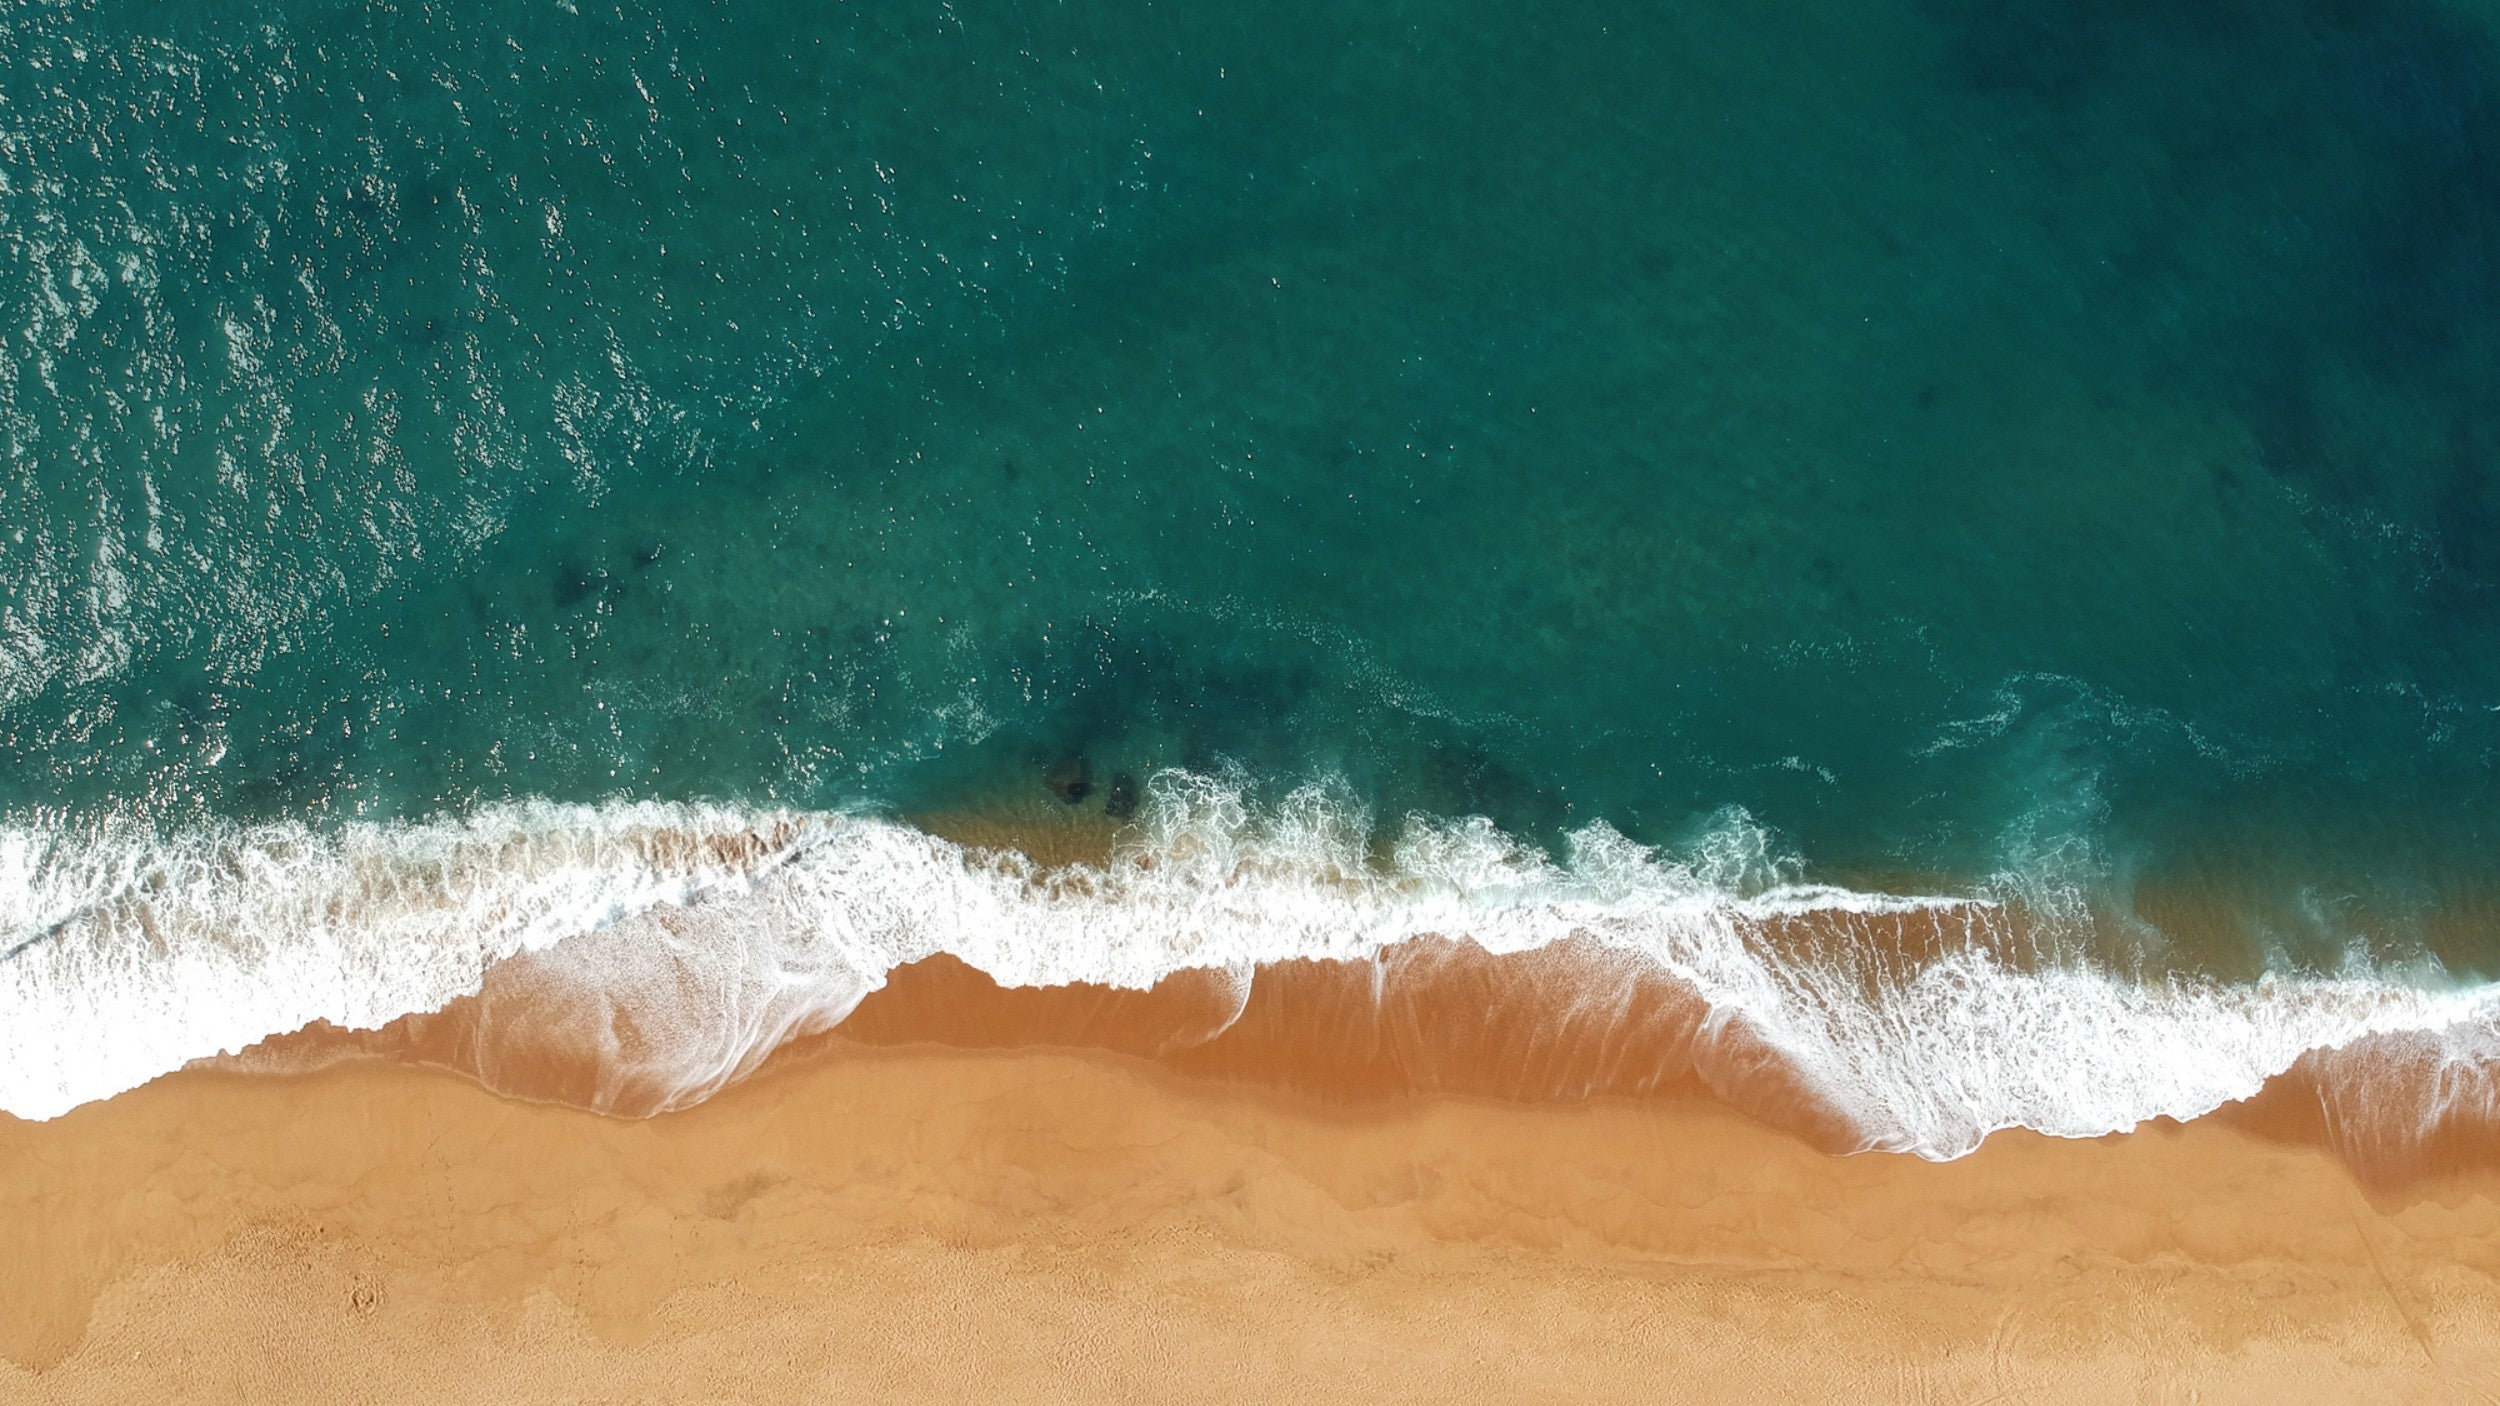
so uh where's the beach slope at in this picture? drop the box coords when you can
[7,1038,2500,1403]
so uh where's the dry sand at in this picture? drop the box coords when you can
[8,1023,2500,1404]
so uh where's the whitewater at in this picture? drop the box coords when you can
[4,769,2496,1159]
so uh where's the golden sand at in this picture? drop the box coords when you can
[8,1016,2500,1403]
[8,815,2499,1401]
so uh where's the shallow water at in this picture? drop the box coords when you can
[2,0,2497,1136]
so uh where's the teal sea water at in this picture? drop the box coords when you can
[4,0,2499,1147]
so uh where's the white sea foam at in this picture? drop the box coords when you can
[4,769,2497,1158]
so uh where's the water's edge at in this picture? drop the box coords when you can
[8,769,2497,1168]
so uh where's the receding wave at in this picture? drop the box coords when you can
[3,770,2496,1161]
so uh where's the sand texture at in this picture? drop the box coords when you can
[8,1030,2500,1404]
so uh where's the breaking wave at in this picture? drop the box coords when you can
[4,770,2497,1160]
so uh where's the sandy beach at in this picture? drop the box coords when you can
[8,1014,2500,1403]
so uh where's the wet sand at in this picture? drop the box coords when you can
[8,1021,2500,1403]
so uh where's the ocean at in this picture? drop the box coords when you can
[3,0,2497,1160]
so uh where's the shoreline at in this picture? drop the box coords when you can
[13,802,2500,1398]
[9,1035,2500,1401]
[13,786,2496,1166]
[198,932,2500,1187]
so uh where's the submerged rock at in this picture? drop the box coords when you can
[1044,756,1093,804]
[1103,772,1140,820]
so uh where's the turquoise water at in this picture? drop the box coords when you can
[4,0,2498,989]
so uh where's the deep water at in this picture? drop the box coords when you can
[3,0,2497,977]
